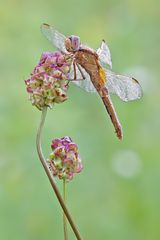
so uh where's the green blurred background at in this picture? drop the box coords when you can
[0,0,160,239]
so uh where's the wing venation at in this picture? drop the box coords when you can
[41,23,67,53]
[106,69,143,101]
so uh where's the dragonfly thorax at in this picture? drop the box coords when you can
[65,35,80,52]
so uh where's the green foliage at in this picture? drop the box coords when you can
[0,0,160,239]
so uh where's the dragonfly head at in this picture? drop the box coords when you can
[65,35,80,52]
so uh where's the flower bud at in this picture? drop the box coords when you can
[48,136,83,181]
[25,51,72,110]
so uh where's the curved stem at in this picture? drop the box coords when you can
[36,106,83,240]
[63,179,68,240]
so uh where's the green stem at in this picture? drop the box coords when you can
[63,179,68,240]
[36,106,83,240]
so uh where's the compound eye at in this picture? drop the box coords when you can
[70,36,80,51]
[64,38,72,52]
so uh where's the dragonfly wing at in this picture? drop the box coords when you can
[105,69,143,101]
[97,40,112,69]
[69,64,97,93]
[41,23,67,53]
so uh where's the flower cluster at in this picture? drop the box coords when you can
[48,136,83,181]
[25,51,72,110]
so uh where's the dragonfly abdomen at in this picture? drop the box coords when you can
[91,71,123,140]
[100,87,123,139]
[75,50,123,139]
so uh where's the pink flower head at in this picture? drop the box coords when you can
[25,51,72,110]
[48,136,83,181]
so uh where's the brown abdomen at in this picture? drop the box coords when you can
[91,71,123,140]
[75,50,123,139]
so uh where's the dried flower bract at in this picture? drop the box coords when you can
[25,51,72,110]
[48,136,83,181]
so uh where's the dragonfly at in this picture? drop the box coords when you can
[41,23,143,140]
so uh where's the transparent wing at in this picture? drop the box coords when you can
[97,40,112,69]
[106,69,143,101]
[70,65,143,101]
[41,23,67,53]
[69,64,97,93]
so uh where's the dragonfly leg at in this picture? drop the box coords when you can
[76,63,85,80]
[67,62,86,81]
[73,61,77,80]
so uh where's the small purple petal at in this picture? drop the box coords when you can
[48,136,82,181]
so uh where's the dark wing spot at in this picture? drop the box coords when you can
[42,23,50,28]
[132,78,140,84]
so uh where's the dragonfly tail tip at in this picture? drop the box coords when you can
[116,128,123,140]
